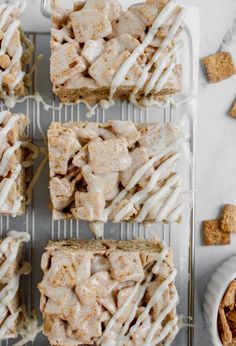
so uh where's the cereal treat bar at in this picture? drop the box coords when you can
[0,1,34,107]
[39,238,179,346]
[48,121,184,225]
[0,231,30,340]
[50,0,185,107]
[0,111,32,216]
[202,52,235,83]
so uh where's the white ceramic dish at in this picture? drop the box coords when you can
[204,255,236,346]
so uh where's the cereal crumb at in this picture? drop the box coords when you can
[203,219,231,245]
[202,51,235,83]
[230,99,236,118]
[221,204,236,233]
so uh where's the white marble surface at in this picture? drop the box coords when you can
[22,0,236,345]
[184,0,236,345]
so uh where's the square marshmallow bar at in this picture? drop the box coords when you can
[39,239,179,346]
[0,111,31,216]
[50,0,184,107]
[0,1,33,106]
[48,121,184,226]
[0,231,30,340]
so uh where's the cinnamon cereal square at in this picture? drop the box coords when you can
[230,99,236,118]
[202,52,235,83]
[39,239,179,346]
[221,204,236,233]
[203,219,230,245]
[50,0,184,106]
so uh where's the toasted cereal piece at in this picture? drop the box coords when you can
[72,191,105,221]
[203,219,230,246]
[81,165,119,201]
[230,99,236,118]
[88,138,132,174]
[226,309,236,326]
[109,10,146,39]
[129,2,159,26]
[70,0,114,42]
[222,280,236,310]
[88,49,130,87]
[218,306,233,345]
[221,204,236,233]
[202,52,235,83]
[81,39,105,64]
[109,120,140,145]
[50,43,86,85]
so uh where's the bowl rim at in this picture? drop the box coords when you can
[204,255,236,346]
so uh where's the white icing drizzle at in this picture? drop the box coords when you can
[0,311,20,339]
[0,112,26,215]
[11,92,98,118]
[127,270,177,338]
[114,202,136,223]
[0,5,13,31]
[10,196,23,216]
[117,270,154,345]
[109,1,178,100]
[0,19,20,55]
[145,41,182,96]
[133,8,186,99]
[104,137,184,223]
[143,287,178,346]
[0,140,21,176]
[104,189,128,220]
[127,140,182,191]
[99,247,179,345]
[0,163,21,211]
[114,153,180,222]
[0,113,19,140]
[0,231,30,340]
[89,222,104,238]
[154,60,176,92]
[166,202,184,222]
[152,317,178,345]
[155,185,182,221]
[136,175,180,222]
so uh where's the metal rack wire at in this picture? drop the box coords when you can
[0,29,196,346]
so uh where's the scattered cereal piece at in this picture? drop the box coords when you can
[221,204,236,233]
[230,98,236,118]
[203,219,231,246]
[202,51,235,83]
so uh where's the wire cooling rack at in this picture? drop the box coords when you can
[0,6,198,343]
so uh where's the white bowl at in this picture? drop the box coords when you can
[203,255,236,346]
